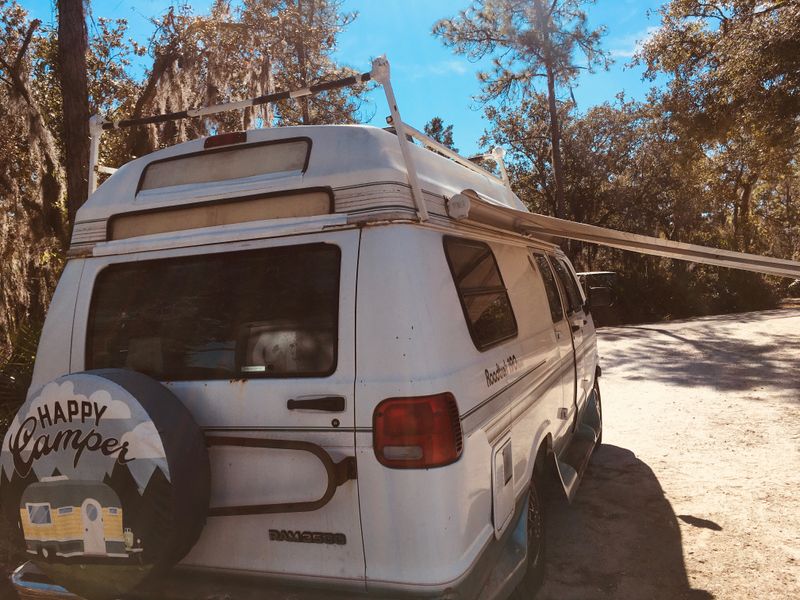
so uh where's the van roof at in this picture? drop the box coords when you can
[75,124,527,232]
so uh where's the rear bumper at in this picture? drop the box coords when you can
[11,495,529,600]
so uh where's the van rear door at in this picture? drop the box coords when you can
[74,229,365,585]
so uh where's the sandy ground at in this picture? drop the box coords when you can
[538,308,800,600]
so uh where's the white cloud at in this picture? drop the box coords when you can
[120,422,166,460]
[429,60,469,76]
[87,389,132,420]
[16,379,133,429]
[397,59,471,80]
[610,26,660,59]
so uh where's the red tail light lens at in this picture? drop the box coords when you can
[373,393,463,469]
[204,131,247,149]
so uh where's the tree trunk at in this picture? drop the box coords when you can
[738,177,756,252]
[262,52,274,127]
[296,0,311,124]
[532,0,566,220]
[545,63,566,220]
[57,0,90,230]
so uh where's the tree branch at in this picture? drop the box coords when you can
[14,19,40,73]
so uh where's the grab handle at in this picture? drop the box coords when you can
[287,396,345,412]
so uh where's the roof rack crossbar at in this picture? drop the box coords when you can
[99,71,372,131]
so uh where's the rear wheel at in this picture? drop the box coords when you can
[512,474,546,597]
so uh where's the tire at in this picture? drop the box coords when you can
[1,369,210,599]
[511,474,546,598]
[594,379,603,448]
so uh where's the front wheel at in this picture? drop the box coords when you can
[511,475,546,597]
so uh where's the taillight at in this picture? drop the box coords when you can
[373,393,463,469]
[204,131,247,149]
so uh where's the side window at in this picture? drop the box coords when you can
[532,254,564,324]
[551,257,584,314]
[27,504,52,525]
[443,236,518,351]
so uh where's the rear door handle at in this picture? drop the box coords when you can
[287,396,346,412]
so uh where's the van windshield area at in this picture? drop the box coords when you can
[87,243,340,380]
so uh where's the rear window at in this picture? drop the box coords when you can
[87,243,340,380]
[443,236,518,351]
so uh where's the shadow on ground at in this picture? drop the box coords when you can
[597,309,800,399]
[538,444,713,600]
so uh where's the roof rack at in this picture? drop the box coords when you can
[88,56,511,223]
[86,55,800,280]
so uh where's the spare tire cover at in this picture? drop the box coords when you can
[0,369,210,600]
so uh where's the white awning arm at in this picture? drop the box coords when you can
[448,190,800,279]
[491,146,511,189]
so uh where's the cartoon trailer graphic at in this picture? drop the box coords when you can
[20,476,138,560]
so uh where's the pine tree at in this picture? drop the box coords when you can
[433,0,609,219]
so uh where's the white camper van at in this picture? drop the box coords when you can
[5,58,800,600]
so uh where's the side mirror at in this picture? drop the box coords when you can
[588,286,612,308]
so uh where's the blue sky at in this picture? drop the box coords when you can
[22,0,666,155]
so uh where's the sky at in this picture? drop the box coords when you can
[21,0,667,156]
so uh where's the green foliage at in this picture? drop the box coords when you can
[637,0,800,253]
[0,321,40,431]
[471,0,800,322]
[639,0,799,149]
[0,0,366,361]
[117,0,368,160]
[0,1,65,354]
[484,90,796,323]
[424,116,458,152]
[434,0,610,218]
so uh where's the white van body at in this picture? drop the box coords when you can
[19,124,603,599]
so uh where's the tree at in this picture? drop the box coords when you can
[433,0,609,218]
[0,0,365,361]
[57,0,90,228]
[638,0,800,252]
[423,116,458,152]
[0,1,65,354]
[120,0,366,158]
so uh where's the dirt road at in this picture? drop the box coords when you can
[538,308,800,599]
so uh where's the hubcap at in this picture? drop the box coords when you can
[527,488,543,564]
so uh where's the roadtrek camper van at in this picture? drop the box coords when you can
[5,58,800,600]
